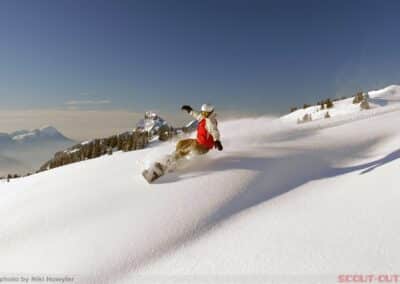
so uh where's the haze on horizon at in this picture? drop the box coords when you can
[0,0,399,139]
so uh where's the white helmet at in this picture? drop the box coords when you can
[201,103,214,113]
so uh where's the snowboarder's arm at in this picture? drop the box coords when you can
[181,105,202,120]
[206,117,221,141]
[214,140,223,151]
[190,110,203,121]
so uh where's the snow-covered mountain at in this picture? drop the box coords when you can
[0,126,70,145]
[1,85,400,283]
[0,126,74,176]
[11,126,69,143]
[136,111,169,138]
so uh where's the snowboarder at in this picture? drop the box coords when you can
[175,103,223,158]
[142,104,223,183]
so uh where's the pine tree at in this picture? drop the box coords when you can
[117,136,124,150]
[353,91,364,104]
[360,98,370,110]
[325,99,333,108]
[92,140,101,158]
[107,147,113,155]
[87,142,94,159]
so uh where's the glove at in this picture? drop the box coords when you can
[214,140,223,151]
[181,105,192,113]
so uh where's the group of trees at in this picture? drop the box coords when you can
[289,89,374,114]
[297,110,332,124]
[290,97,338,113]
[39,130,149,172]
[0,173,32,182]
[297,113,312,123]
[317,98,334,109]
[353,91,370,109]
[353,91,364,104]
[0,174,20,182]
[292,89,374,125]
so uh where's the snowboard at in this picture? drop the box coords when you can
[141,152,201,183]
[142,155,177,183]
[142,162,164,183]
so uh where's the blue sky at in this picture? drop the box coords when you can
[0,0,399,115]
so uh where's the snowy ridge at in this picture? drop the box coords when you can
[281,84,400,123]
[369,84,400,97]
[1,86,400,283]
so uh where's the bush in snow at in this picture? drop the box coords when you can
[360,98,370,110]
[353,91,364,104]
[325,99,334,109]
[317,99,333,110]
[297,113,312,124]
[290,107,298,113]
[325,111,330,118]
[303,104,311,109]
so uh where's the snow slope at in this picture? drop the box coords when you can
[1,87,400,284]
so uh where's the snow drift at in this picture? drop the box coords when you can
[1,86,400,284]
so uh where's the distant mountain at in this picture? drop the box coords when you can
[0,133,13,146]
[11,126,70,144]
[0,126,75,176]
[9,129,30,137]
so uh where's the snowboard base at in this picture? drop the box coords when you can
[141,153,193,184]
[142,162,166,183]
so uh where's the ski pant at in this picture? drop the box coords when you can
[173,139,210,160]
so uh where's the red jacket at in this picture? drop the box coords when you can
[190,110,221,149]
[197,118,215,149]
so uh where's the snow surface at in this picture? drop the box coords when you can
[1,86,400,283]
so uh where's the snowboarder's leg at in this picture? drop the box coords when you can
[192,141,210,156]
[173,138,198,160]
[142,140,209,184]
[174,138,210,159]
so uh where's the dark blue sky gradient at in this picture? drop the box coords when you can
[0,0,399,114]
